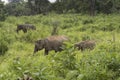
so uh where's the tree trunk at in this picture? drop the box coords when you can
[90,0,95,16]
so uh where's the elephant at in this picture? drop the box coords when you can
[16,24,36,33]
[33,35,69,55]
[74,40,96,51]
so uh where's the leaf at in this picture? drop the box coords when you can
[77,74,84,80]
[17,67,22,70]
[66,70,78,80]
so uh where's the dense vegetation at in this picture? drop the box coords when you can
[0,0,120,18]
[0,14,120,80]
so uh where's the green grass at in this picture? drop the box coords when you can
[0,14,120,80]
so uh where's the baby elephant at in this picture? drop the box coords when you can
[34,35,69,55]
[74,40,96,51]
[16,24,36,33]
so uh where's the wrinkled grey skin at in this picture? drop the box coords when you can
[16,24,36,33]
[74,40,95,51]
[34,35,69,55]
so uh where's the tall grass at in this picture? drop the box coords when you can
[0,14,120,80]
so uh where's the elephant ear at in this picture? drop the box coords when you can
[35,40,42,45]
[39,39,46,47]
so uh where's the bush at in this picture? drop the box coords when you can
[100,23,116,31]
[107,57,120,79]
[16,31,39,43]
[81,34,91,41]
[0,40,8,55]
[61,23,73,29]
[82,19,93,25]
[78,52,120,80]
[0,14,6,21]
[0,29,15,55]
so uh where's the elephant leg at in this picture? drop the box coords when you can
[81,47,84,51]
[59,47,63,51]
[33,48,39,56]
[23,29,27,33]
[45,49,49,55]
[55,50,58,53]
[16,29,19,33]
[33,48,38,54]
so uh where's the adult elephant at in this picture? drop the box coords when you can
[16,24,36,33]
[33,35,69,55]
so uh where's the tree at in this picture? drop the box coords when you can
[96,0,113,14]
[5,0,31,16]
[51,0,120,14]
[27,0,50,15]
[2,0,120,16]
[111,0,120,13]
[8,0,23,3]
[90,0,95,16]
[0,0,6,21]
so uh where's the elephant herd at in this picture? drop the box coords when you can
[16,24,96,55]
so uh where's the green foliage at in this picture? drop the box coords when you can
[0,14,120,80]
[82,19,93,24]
[0,29,15,55]
[30,0,50,14]
[5,2,31,16]
[0,14,6,21]
[107,57,120,78]
[77,53,120,80]
[51,0,120,14]
[0,1,6,21]
[81,34,91,41]
[2,0,120,16]
[0,39,8,55]
[16,31,39,43]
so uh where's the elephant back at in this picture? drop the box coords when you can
[46,35,69,42]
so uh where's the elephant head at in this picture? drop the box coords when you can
[33,39,45,54]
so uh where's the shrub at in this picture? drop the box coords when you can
[0,14,6,21]
[0,29,15,55]
[78,53,120,80]
[61,23,73,29]
[48,43,79,79]
[107,56,120,79]
[0,40,8,55]
[81,34,91,41]
[82,19,93,25]
[16,31,39,43]
[100,23,116,31]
